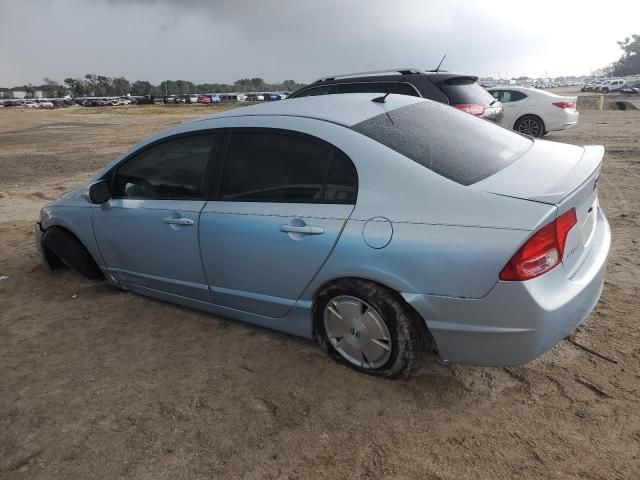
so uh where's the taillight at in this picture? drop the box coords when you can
[552,101,576,109]
[453,103,485,116]
[500,208,577,281]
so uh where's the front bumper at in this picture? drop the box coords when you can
[404,209,611,366]
[35,222,46,260]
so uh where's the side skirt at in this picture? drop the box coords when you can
[119,281,315,339]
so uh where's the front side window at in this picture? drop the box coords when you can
[220,131,356,203]
[113,134,217,199]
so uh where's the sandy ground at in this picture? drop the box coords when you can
[1,103,639,479]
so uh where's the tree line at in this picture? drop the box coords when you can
[611,34,640,77]
[10,75,306,98]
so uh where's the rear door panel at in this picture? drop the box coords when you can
[199,202,354,317]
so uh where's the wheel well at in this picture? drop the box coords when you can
[42,225,101,272]
[311,276,435,350]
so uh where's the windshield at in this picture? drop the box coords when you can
[351,101,532,186]
[441,79,496,106]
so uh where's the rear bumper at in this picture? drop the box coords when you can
[547,110,579,132]
[403,209,611,366]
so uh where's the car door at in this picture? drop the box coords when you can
[199,129,357,317]
[93,132,220,301]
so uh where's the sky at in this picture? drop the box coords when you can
[1,0,638,87]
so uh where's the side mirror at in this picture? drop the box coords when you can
[88,180,111,204]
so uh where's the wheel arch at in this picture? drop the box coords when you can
[310,275,436,350]
[40,207,106,272]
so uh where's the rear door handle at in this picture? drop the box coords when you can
[279,224,324,235]
[163,217,194,225]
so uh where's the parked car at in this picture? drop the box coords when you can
[22,101,39,108]
[288,67,504,123]
[198,95,211,104]
[487,86,578,137]
[244,93,263,102]
[620,83,640,95]
[36,94,610,378]
[582,79,603,92]
[598,79,628,94]
[35,99,54,108]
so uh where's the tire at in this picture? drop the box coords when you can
[315,279,423,379]
[514,115,545,138]
[602,88,609,94]
[42,226,103,280]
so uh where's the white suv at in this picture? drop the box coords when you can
[597,79,627,94]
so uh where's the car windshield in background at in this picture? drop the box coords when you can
[351,101,532,185]
[442,78,497,107]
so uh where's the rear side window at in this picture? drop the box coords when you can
[292,85,336,98]
[352,101,532,186]
[493,90,527,103]
[441,78,496,107]
[336,82,420,97]
[220,131,357,203]
[113,134,217,199]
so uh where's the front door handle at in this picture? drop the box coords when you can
[163,217,194,225]
[279,224,324,235]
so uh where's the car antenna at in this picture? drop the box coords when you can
[372,80,402,103]
[434,53,447,72]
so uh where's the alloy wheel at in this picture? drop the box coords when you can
[517,118,541,137]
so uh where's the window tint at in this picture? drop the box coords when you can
[441,79,496,106]
[113,134,217,199]
[504,90,526,102]
[352,101,532,186]
[293,85,335,98]
[221,132,356,203]
[490,90,503,101]
[337,82,420,97]
[325,150,357,203]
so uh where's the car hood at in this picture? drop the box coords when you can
[470,139,603,205]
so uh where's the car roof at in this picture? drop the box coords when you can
[189,93,426,128]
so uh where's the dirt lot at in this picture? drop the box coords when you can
[1,103,639,479]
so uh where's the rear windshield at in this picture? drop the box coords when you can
[441,79,496,107]
[351,101,532,185]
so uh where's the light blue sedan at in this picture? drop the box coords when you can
[36,93,610,378]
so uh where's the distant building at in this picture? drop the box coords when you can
[10,89,27,99]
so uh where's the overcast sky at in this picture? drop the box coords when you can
[1,0,638,86]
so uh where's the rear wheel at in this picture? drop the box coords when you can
[315,280,422,379]
[42,227,103,280]
[514,115,545,138]
[602,87,609,94]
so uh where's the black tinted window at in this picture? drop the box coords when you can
[501,90,527,102]
[441,79,496,106]
[292,85,335,98]
[325,151,357,203]
[221,132,356,203]
[352,101,531,186]
[337,82,420,97]
[114,134,216,199]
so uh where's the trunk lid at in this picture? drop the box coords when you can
[472,140,603,275]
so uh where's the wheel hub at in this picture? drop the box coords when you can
[323,295,392,369]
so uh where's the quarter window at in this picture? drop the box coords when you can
[113,134,218,199]
[220,131,357,203]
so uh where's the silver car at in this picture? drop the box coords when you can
[36,94,611,378]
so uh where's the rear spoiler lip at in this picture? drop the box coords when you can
[526,145,604,205]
